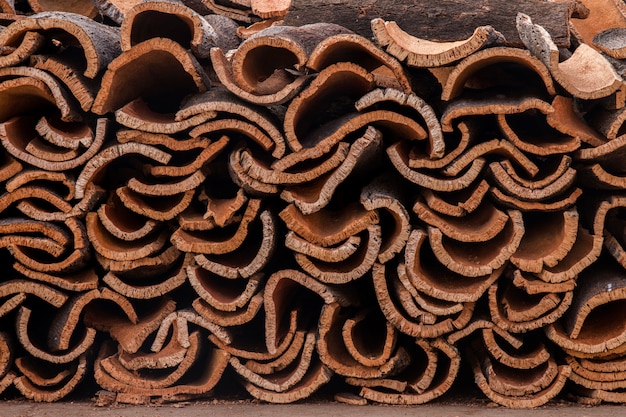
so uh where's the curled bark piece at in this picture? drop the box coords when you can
[75,141,170,199]
[357,339,460,405]
[467,338,570,408]
[535,226,602,284]
[354,88,444,160]
[102,251,188,300]
[414,199,509,243]
[387,141,486,192]
[6,217,87,275]
[179,88,286,158]
[594,28,626,59]
[50,288,138,352]
[0,32,45,69]
[372,19,504,68]
[510,209,579,273]
[121,0,219,59]
[589,195,626,268]
[264,269,354,354]
[307,34,412,93]
[14,354,87,402]
[1,117,107,173]
[231,331,319,393]
[87,212,168,262]
[489,156,576,203]
[546,256,626,358]
[317,303,407,379]
[0,12,121,78]
[421,179,489,217]
[16,306,96,364]
[488,277,574,333]
[360,174,411,263]
[441,46,556,101]
[294,225,381,284]
[30,54,98,112]
[517,13,622,100]
[92,37,209,115]
[0,66,83,122]
[279,202,378,247]
[241,357,333,404]
[188,267,262,311]
[281,126,383,214]
[404,229,502,303]
[95,336,230,399]
[193,291,263,327]
[228,24,349,101]
[372,262,475,338]
[428,210,524,277]
[115,98,216,134]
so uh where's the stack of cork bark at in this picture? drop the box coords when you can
[1,0,626,408]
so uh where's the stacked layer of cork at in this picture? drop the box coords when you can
[1,0,626,407]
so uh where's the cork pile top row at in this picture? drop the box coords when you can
[0,0,626,408]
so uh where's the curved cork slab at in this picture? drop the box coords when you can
[481,328,551,370]
[16,307,96,364]
[421,179,489,217]
[372,18,504,67]
[546,257,626,358]
[280,202,378,247]
[428,210,524,277]
[0,66,83,122]
[0,12,120,78]
[14,354,87,402]
[193,292,263,327]
[372,262,475,338]
[387,141,486,192]
[517,13,622,100]
[102,252,187,299]
[171,199,261,255]
[281,126,383,214]
[510,209,579,273]
[360,174,411,263]
[92,37,209,115]
[589,195,626,269]
[358,339,460,405]
[179,88,286,158]
[441,46,556,101]
[489,156,576,202]
[1,118,107,172]
[294,225,381,284]
[95,337,230,399]
[407,120,474,170]
[488,279,574,333]
[467,339,570,407]
[75,141,171,198]
[264,269,354,353]
[405,229,503,303]
[317,303,407,379]
[188,268,262,312]
[115,98,216,134]
[7,217,88,275]
[308,33,412,93]
[0,31,45,69]
[121,0,219,59]
[414,199,510,243]
[355,88,444,159]
[231,331,318,393]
